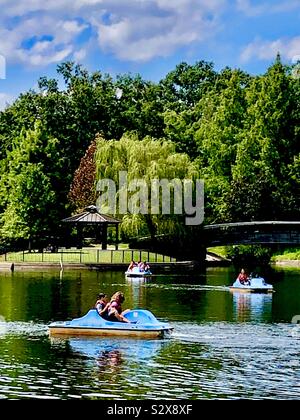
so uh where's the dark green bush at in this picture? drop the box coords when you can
[226,245,272,269]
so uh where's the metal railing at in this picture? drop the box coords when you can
[0,248,177,264]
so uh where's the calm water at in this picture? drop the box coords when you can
[0,266,300,399]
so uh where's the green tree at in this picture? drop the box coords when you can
[160,61,217,110]
[94,133,199,239]
[0,124,65,242]
[229,56,298,221]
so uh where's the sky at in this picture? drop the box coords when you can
[0,0,300,110]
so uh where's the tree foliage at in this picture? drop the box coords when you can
[94,133,199,239]
[68,139,97,211]
[0,124,63,241]
[0,56,299,248]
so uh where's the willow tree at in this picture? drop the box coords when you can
[94,133,201,239]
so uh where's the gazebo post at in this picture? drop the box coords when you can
[115,223,119,250]
[102,224,108,250]
[77,224,83,249]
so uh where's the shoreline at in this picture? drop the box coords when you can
[0,259,231,272]
[1,259,299,272]
[272,260,300,267]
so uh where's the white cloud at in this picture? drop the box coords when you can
[236,0,300,16]
[0,54,6,79]
[0,16,88,66]
[95,0,226,61]
[240,36,300,62]
[0,0,227,66]
[73,48,87,62]
[0,93,14,111]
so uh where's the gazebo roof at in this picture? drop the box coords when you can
[62,205,121,224]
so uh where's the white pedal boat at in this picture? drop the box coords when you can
[125,266,152,277]
[230,276,274,293]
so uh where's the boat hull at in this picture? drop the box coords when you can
[48,309,172,338]
[125,272,152,278]
[125,267,152,277]
[230,276,274,293]
[229,286,274,293]
[48,326,169,338]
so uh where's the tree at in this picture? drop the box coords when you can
[94,133,200,239]
[229,56,298,221]
[160,61,217,110]
[0,124,65,242]
[68,139,97,211]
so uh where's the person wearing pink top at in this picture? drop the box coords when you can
[100,291,131,323]
[238,269,249,285]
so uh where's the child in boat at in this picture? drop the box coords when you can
[102,291,131,323]
[137,261,144,272]
[143,261,150,272]
[95,293,109,317]
[238,269,250,285]
[128,260,136,271]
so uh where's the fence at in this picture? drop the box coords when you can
[0,248,177,264]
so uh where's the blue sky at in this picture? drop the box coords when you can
[0,0,300,110]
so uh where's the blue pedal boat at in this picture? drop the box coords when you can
[48,308,173,338]
[230,276,274,293]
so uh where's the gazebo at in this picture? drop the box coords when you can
[62,205,121,250]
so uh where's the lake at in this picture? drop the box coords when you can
[0,266,300,399]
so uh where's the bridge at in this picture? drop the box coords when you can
[129,221,300,261]
[203,221,300,247]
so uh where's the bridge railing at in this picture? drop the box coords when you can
[204,224,300,246]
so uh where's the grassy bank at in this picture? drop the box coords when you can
[209,245,300,264]
[207,246,229,259]
[271,247,300,262]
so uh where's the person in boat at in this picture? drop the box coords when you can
[143,261,150,272]
[127,260,137,271]
[237,269,250,285]
[95,293,109,318]
[101,291,131,323]
[136,261,143,272]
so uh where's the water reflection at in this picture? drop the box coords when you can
[125,276,151,308]
[96,349,123,372]
[70,337,164,357]
[232,292,273,322]
[50,336,168,373]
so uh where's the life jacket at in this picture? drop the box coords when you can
[95,300,106,312]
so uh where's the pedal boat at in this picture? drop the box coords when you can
[230,277,274,293]
[48,308,172,338]
[125,266,152,277]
